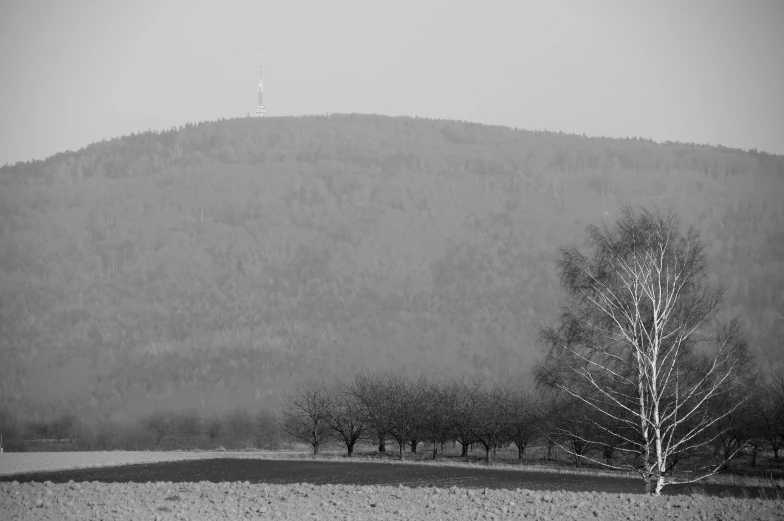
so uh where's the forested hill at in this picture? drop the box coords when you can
[2,114,783,423]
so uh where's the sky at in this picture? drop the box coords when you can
[1,0,783,166]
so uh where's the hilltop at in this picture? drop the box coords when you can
[1,114,783,422]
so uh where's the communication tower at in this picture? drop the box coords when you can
[256,53,266,117]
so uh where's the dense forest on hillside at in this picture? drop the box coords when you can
[1,114,783,423]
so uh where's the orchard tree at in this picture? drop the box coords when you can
[710,378,763,470]
[537,388,604,468]
[255,408,282,449]
[280,381,333,455]
[328,381,366,457]
[502,378,541,463]
[172,410,202,439]
[144,411,170,446]
[465,379,509,464]
[50,413,78,441]
[350,369,389,453]
[759,374,784,461]
[378,371,427,459]
[404,376,430,454]
[536,205,752,495]
[224,408,255,443]
[421,378,459,459]
[451,377,478,457]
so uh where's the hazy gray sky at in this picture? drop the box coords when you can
[1,0,782,166]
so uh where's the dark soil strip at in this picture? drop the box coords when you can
[0,459,779,499]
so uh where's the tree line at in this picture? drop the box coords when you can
[279,368,784,469]
[0,407,281,453]
[3,114,781,184]
[3,366,782,475]
[280,371,539,463]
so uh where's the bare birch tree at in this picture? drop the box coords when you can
[537,205,752,495]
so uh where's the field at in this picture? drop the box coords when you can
[4,480,784,521]
[1,450,783,520]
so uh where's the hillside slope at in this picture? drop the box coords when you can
[1,114,783,422]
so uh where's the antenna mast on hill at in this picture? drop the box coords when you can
[256,53,266,118]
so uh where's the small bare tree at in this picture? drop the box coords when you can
[205,414,222,441]
[759,374,784,461]
[421,378,459,459]
[328,381,366,456]
[405,376,430,455]
[502,378,541,463]
[224,408,255,446]
[537,205,752,495]
[451,377,478,457]
[172,409,202,438]
[50,413,78,442]
[255,408,281,449]
[710,377,762,470]
[351,369,389,453]
[172,409,202,448]
[144,411,170,446]
[280,381,333,455]
[379,371,426,460]
[465,378,509,464]
[536,387,603,467]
